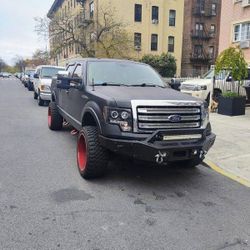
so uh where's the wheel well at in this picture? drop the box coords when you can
[82,112,97,127]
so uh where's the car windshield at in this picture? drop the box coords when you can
[41,67,64,78]
[25,70,35,76]
[203,69,229,80]
[87,61,165,87]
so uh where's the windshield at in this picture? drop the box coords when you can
[41,67,64,78]
[87,61,165,87]
[25,70,35,76]
[203,69,214,79]
[203,69,230,80]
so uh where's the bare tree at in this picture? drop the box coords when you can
[35,4,133,61]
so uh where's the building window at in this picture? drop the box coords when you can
[233,22,250,42]
[151,34,158,51]
[90,2,94,18]
[211,3,217,16]
[169,10,176,27]
[168,36,175,52]
[152,6,159,21]
[197,0,205,11]
[210,24,216,34]
[209,46,214,59]
[134,33,142,50]
[135,4,142,22]
[195,23,204,36]
[194,45,203,57]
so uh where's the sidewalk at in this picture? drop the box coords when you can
[207,107,250,184]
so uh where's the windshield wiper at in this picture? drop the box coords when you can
[96,82,129,86]
[130,83,165,88]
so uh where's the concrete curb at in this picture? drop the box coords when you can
[203,159,250,188]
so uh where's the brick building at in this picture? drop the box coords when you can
[181,0,221,77]
[219,0,250,65]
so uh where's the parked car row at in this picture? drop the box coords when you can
[0,72,12,78]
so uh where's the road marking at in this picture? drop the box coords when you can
[204,159,250,188]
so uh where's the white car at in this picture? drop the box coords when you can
[33,65,65,106]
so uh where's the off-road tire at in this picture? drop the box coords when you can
[34,91,38,100]
[77,126,109,179]
[48,102,63,130]
[37,92,44,106]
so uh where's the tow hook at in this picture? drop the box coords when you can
[199,150,207,159]
[155,151,169,164]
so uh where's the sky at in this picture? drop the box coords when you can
[0,0,54,65]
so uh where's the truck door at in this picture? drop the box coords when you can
[68,64,87,127]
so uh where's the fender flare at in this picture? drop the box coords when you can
[81,102,103,134]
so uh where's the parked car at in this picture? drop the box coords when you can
[2,72,11,78]
[23,69,36,90]
[33,65,65,106]
[180,67,250,104]
[48,58,216,179]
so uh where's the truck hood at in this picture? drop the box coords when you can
[40,78,52,86]
[92,86,201,108]
[181,78,212,85]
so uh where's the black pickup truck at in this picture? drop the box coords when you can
[49,58,216,179]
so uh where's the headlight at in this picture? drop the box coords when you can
[181,84,207,91]
[40,85,50,91]
[104,107,132,132]
[194,85,207,91]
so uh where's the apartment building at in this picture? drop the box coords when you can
[219,0,250,65]
[181,0,221,77]
[47,0,184,75]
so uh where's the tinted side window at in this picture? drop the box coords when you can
[66,64,75,77]
[72,64,82,79]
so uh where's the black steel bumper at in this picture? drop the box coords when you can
[99,131,216,163]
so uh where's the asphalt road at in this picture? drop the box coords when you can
[0,78,250,250]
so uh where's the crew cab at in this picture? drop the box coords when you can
[33,65,64,106]
[48,58,216,179]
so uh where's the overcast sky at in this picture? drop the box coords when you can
[0,0,54,65]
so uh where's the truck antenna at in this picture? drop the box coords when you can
[92,78,95,91]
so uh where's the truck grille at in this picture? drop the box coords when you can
[137,106,201,131]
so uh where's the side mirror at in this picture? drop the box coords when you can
[227,76,232,82]
[34,73,39,79]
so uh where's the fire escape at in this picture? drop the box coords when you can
[190,0,216,66]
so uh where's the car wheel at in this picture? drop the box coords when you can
[27,82,33,91]
[34,91,38,100]
[48,102,63,130]
[37,92,44,106]
[77,126,109,179]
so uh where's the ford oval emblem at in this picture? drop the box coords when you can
[168,115,182,123]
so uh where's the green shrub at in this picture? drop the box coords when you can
[140,53,177,77]
[222,91,240,98]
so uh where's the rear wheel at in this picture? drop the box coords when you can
[77,126,109,179]
[48,102,63,130]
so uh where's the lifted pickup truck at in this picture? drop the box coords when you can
[49,58,216,179]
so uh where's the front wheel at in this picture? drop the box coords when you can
[37,92,44,106]
[77,126,109,179]
[34,91,38,100]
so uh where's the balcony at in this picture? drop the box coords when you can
[191,30,214,40]
[192,7,216,17]
[190,52,211,64]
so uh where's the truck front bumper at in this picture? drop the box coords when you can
[99,132,216,164]
[40,91,52,101]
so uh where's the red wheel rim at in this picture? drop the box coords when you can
[77,135,87,171]
[48,108,52,127]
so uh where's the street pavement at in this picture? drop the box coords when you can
[0,78,250,250]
